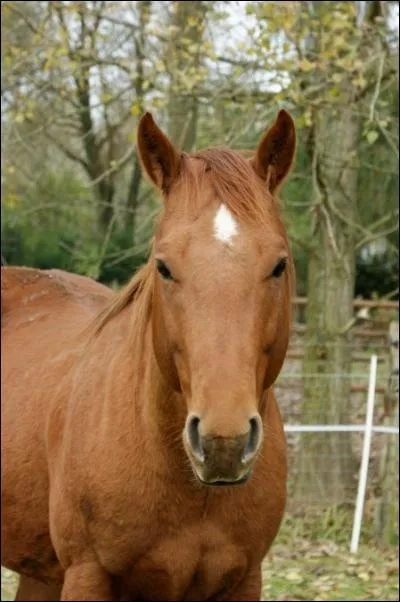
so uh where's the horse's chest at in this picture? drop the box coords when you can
[90,497,250,600]
[118,525,247,601]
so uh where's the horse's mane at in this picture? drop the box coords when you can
[89,251,155,342]
[90,147,293,343]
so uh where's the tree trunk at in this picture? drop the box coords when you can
[75,63,115,233]
[294,105,360,504]
[166,0,206,150]
[125,0,151,238]
[126,152,142,241]
[293,0,387,507]
[97,177,115,232]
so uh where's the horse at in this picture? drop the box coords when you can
[1,109,296,601]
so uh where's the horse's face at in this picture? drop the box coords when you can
[137,111,295,486]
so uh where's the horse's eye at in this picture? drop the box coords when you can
[156,259,173,281]
[271,258,287,278]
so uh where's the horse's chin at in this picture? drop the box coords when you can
[196,474,250,487]
[190,466,253,488]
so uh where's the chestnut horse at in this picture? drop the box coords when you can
[1,109,296,601]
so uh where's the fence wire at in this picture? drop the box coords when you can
[274,342,399,519]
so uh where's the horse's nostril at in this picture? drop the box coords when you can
[186,415,204,462]
[242,416,261,463]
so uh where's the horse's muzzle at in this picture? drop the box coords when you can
[183,414,262,486]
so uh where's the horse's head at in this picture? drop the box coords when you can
[137,110,296,486]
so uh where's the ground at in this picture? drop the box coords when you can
[261,540,398,601]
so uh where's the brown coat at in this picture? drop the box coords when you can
[1,110,295,601]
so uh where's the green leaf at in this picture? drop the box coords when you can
[131,102,141,117]
[298,58,315,72]
[366,130,379,145]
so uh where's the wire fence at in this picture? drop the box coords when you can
[274,321,399,549]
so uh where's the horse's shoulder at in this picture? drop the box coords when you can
[1,266,112,317]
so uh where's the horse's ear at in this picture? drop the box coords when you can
[137,112,181,192]
[252,110,296,194]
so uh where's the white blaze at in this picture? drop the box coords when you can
[213,204,238,246]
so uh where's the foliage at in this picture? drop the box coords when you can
[1,167,151,283]
[2,169,92,271]
[1,0,398,294]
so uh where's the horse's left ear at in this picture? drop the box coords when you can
[137,112,181,193]
[252,110,296,194]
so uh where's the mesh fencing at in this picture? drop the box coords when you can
[274,334,399,537]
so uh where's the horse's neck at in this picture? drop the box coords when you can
[107,311,185,452]
[144,330,187,445]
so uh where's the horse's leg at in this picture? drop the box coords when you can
[15,575,62,601]
[218,565,262,601]
[61,562,114,601]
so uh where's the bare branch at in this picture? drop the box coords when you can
[6,3,42,35]
[85,145,136,187]
[369,53,385,122]
[356,221,400,251]
[377,121,399,158]
[43,128,89,171]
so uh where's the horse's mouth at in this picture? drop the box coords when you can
[194,473,251,488]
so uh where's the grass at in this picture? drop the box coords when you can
[262,541,398,601]
[2,507,398,601]
[262,507,399,601]
[1,567,18,601]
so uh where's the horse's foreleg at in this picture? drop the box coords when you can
[61,562,114,601]
[15,575,62,601]
[218,565,262,601]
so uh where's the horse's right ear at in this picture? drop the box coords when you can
[252,110,296,194]
[137,112,181,193]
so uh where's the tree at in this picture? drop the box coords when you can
[166,0,208,150]
[1,1,156,233]
[293,0,398,502]
[2,0,398,300]
[241,0,397,502]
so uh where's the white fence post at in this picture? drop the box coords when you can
[350,354,378,554]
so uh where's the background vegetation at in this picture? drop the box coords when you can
[1,1,398,296]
